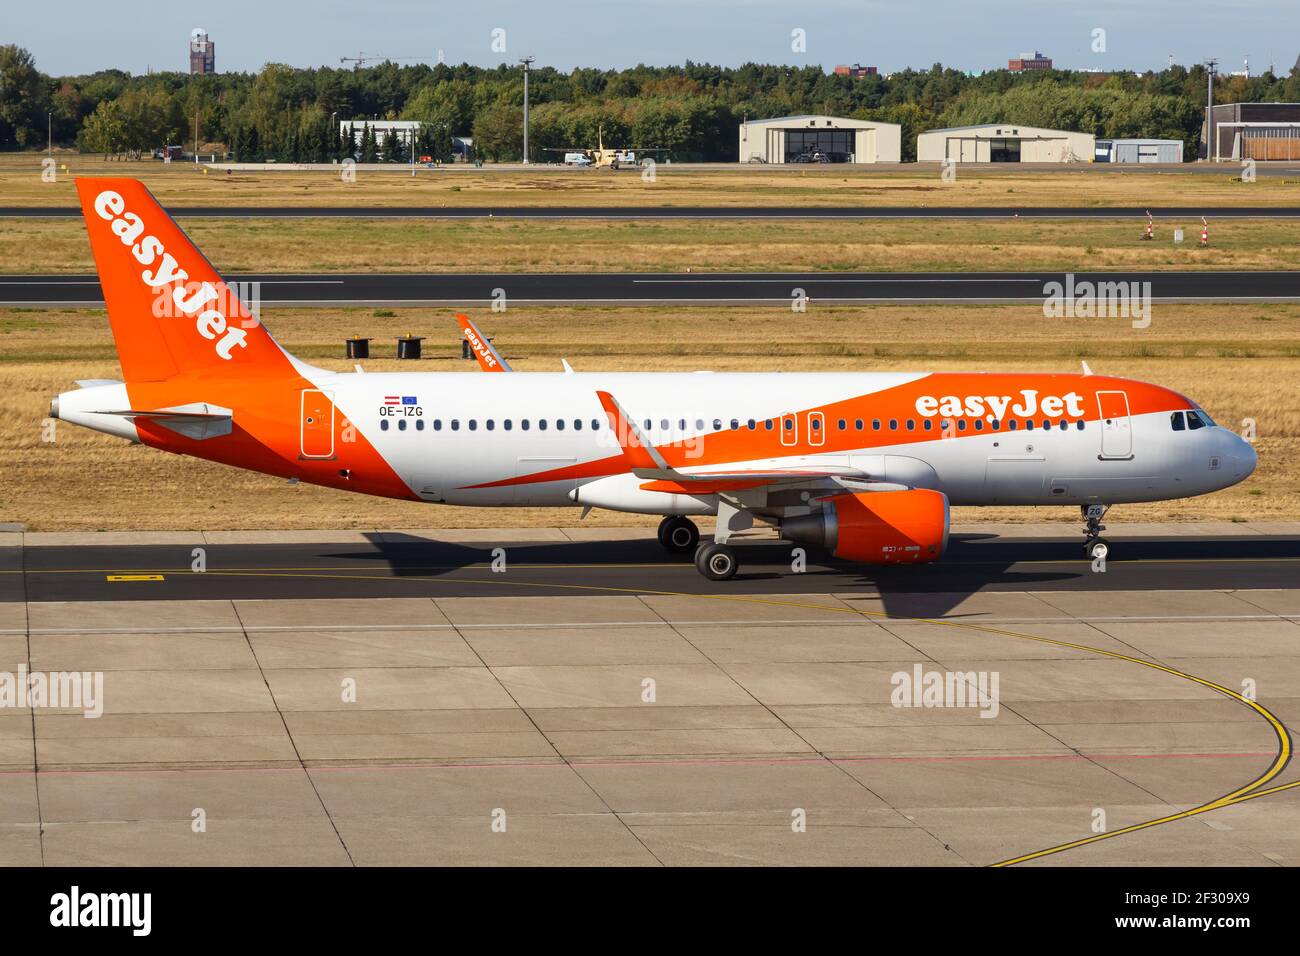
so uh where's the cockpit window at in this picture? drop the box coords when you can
[1186,410,1207,430]
[1194,408,1216,427]
[1170,412,1185,431]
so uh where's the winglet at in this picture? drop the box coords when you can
[595,390,672,473]
[456,314,512,372]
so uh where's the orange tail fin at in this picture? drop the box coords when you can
[75,178,293,383]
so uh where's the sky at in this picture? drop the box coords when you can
[6,0,1294,77]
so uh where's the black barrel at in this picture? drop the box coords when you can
[462,336,496,361]
[346,337,371,359]
[396,335,424,360]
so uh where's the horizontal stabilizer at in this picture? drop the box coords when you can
[104,402,233,440]
[76,379,123,389]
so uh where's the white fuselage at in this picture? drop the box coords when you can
[297,369,1256,515]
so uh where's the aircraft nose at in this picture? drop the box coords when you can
[1235,436,1258,479]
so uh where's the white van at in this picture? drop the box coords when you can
[563,152,593,166]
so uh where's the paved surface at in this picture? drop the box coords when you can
[0,527,1297,865]
[8,531,1300,607]
[5,205,1300,220]
[7,269,1300,307]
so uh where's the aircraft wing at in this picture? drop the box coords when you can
[456,314,512,372]
[594,390,878,492]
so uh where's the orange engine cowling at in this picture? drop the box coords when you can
[781,489,949,565]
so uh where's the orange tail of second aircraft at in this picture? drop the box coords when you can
[75,177,294,383]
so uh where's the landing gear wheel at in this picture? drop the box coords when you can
[1085,537,1111,562]
[657,516,700,553]
[1080,504,1111,562]
[695,543,738,581]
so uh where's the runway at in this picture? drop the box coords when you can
[9,531,1300,605]
[1,525,1297,866]
[6,268,1300,306]
[4,204,1300,220]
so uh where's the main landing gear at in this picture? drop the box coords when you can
[1082,504,1111,561]
[657,517,740,580]
[657,516,700,553]
[694,542,738,581]
[663,502,750,581]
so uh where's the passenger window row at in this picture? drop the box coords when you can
[838,418,1085,433]
[379,415,1089,435]
[381,417,605,433]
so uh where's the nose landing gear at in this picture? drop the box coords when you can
[1082,504,1111,561]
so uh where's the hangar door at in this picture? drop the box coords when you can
[946,138,978,163]
[785,129,856,162]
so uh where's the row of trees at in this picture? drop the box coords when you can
[5,43,1300,161]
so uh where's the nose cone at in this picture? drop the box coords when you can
[1234,436,1258,480]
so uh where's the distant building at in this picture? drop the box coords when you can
[1204,102,1300,161]
[189,29,215,74]
[739,115,901,164]
[918,123,1093,163]
[833,64,878,79]
[1008,51,1052,71]
[1094,138,1184,164]
[340,120,424,149]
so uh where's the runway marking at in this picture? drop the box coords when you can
[630,278,1045,284]
[104,574,163,583]
[13,559,1297,863]
[10,554,1300,580]
[1,610,1294,636]
[0,749,1276,780]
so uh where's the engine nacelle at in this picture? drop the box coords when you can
[781,489,949,565]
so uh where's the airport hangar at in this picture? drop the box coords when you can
[917,123,1095,163]
[1093,138,1185,164]
[739,114,902,164]
[1205,101,1300,161]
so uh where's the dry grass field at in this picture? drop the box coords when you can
[4,151,1299,208]
[4,215,1298,275]
[2,302,1296,531]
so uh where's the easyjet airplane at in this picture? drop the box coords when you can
[52,179,1257,580]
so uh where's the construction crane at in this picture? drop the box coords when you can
[340,53,423,68]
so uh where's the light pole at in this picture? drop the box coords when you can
[1205,59,1218,161]
[519,56,535,164]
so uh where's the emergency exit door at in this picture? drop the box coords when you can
[300,389,335,459]
[1097,390,1132,459]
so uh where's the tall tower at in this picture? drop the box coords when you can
[189,28,215,74]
